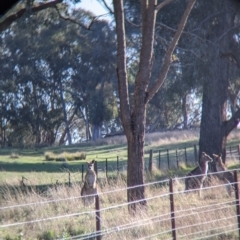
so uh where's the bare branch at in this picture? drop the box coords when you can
[219,24,240,41]
[0,0,63,32]
[191,11,223,32]
[156,22,215,45]
[113,0,131,132]
[147,0,196,102]
[54,5,91,30]
[125,18,141,28]
[99,0,114,14]
[156,0,174,12]
[176,46,204,61]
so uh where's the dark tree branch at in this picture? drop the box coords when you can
[55,5,110,30]
[0,0,63,32]
[219,24,240,41]
[147,0,196,102]
[99,0,114,14]
[54,5,90,30]
[224,109,240,137]
[156,0,174,12]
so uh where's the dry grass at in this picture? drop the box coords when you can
[0,171,239,240]
[94,128,240,147]
[1,129,240,239]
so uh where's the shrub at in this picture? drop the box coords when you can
[44,151,86,161]
[9,153,20,159]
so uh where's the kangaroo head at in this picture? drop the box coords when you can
[201,152,213,163]
[86,160,95,170]
[212,153,222,164]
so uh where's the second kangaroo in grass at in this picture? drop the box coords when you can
[213,153,234,196]
[185,152,213,197]
[81,160,97,206]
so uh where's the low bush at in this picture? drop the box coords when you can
[44,151,86,161]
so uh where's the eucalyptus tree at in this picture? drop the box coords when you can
[113,0,196,213]
[196,0,240,163]
[0,18,65,146]
[69,14,118,141]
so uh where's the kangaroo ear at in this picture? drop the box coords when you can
[91,160,95,164]
[212,154,217,158]
[219,153,222,157]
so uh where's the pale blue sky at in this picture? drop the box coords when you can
[79,0,110,17]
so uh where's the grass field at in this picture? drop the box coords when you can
[1,129,240,239]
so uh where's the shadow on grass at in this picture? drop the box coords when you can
[0,161,83,173]
[0,181,82,197]
[0,159,128,173]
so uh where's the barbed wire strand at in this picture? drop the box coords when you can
[139,215,237,240]
[0,179,236,228]
[61,201,236,240]
[178,222,238,239]
[1,167,239,210]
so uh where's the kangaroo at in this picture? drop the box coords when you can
[185,152,213,197]
[81,160,98,206]
[213,153,234,196]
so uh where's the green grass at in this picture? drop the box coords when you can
[0,129,240,186]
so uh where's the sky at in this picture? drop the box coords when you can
[78,0,111,20]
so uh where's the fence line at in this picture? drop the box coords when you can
[1,144,240,239]
[3,169,235,211]
[78,143,240,177]
[1,169,240,240]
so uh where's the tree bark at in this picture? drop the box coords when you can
[59,80,72,145]
[114,0,196,214]
[182,94,188,129]
[199,1,237,164]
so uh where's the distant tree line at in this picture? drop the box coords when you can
[0,0,202,147]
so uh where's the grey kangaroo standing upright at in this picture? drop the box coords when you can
[185,152,213,197]
[213,153,234,196]
[81,160,98,206]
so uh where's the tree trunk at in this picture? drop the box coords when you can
[127,127,146,213]
[59,108,76,145]
[59,80,72,145]
[199,1,236,164]
[113,0,196,214]
[182,94,188,129]
[92,124,101,140]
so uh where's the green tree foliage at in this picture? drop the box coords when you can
[0,3,118,146]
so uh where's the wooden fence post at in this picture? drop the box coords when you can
[185,147,188,166]
[234,170,240,238]
[169,178,176,240]
[158,150,161,169]
[167,149,170,169]
[95,194,101,240]
[117,156,119,173]
[81,164,84,182]
[94,161,98,178]
[194,144,198,163]
[176,149,179,169]
[68,171,71,187]
[149,150,153,173]
[105,158,108,178]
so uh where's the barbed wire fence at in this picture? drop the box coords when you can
[1,144,240,239]
[1,169,240,239]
